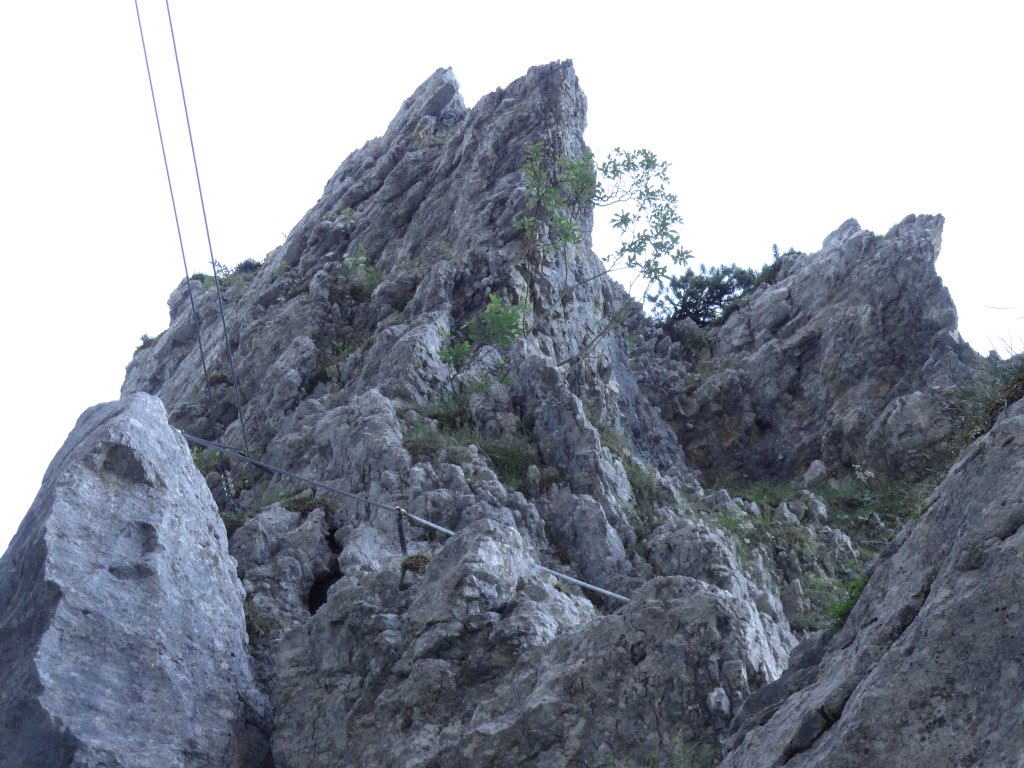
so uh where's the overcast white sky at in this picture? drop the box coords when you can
[2,1,1021,554]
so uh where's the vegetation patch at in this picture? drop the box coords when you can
[715,470,932,559]
[592,420,672,534]
[826,572,869,627]
[416,376,493,430]
[788,570,868,632]
[441,293,527,377]
[404,423,538,492]
[192,259,261,295]
[624,460,664,535]
[951,351,1024,445]
[517,142,691,367]
[218,507,250,537]
[244,599,277,638]
[304,340,355,394]
[816,475,932,551]
[190,445,225,475]
[649,255,783,326]
[281,494,335,516]
[137,332,163,351]
[464,293,527,347]
[336,247,380,301]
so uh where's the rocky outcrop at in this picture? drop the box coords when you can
[271,519,786,767]
[110,62,811,765]
[1,58,997,768]
[652,215,980,483]
[720,397,1024,768]
[121,60,661,591]
[0,393,270,768]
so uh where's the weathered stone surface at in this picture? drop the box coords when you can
[721,397,1024,768]
[271,519,597,768]
[0,393,270,768]
[271,518,785,767]
[94,58,1010,768]
[651,215,981,482]
[230,504,336,685]
[644,515,794,674]
[448,576,782,767]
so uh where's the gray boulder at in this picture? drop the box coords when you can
[0,393,270,767]
[721,397,1024,767]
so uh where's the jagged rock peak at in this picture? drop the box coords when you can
[651,211,979,482]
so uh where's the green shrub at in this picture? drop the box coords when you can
[826,572,868,627]
[190,445,225,475]
[282,494,335,516]
[218,507,249,536]
[244,599,277,638]
[404,423,538,492]
[786,573,840,632]
[650,255,782,326]
[464,293,527,347]
[337,247,380,300]
[440,335,472,372]
[480,431,540,491]
[714,478,801,510]
[517,142,691,367]
[417,377,492,430]
[624,461,662,534]
[207,370,231,386]
[304,340,354,393]
[234,257,262,273]
[138,332,161,350]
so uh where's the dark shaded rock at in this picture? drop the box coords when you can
[654,215,980,482]
[270,519,597,768]
[720,398,1024,768]
[0,393,270,768]
[230,504,337,686]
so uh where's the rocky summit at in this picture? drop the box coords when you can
[2,60,1020,767]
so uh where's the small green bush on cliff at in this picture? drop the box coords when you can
[517,142,691,366]
[464,293,527,347]
[650,254,783,326]
[441,293,526,376]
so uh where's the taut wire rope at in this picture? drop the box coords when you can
[133,0,217,423]
[163,0,252,458]
[138,2,627,605]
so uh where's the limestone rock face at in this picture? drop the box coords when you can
[271,519,784,767]
[0,393,270,768]
[66,58,1008,767]
[655,215,980,482]
[720,397,1024,768]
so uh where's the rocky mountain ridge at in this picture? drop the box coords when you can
[3,61,1019,767]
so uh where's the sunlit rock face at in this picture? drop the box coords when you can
[0,393,270,768]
